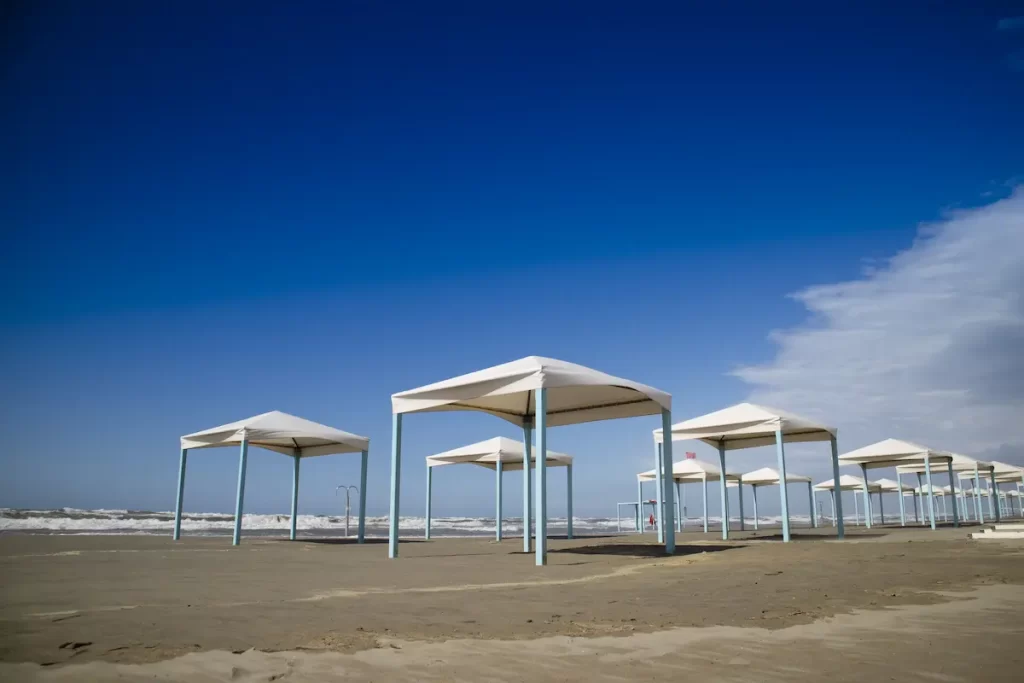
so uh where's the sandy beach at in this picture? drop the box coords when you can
[1,526,1023,681]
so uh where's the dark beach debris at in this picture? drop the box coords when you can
[58,641,91,650]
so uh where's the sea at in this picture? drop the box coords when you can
[0,508,810,537]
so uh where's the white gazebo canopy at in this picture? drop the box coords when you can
[814,475,880,529]
[175,411,370,545]
[873,478,914,493]
[389,356,675,565]
[424,437,574,542]
[895,453,992,475]
[635,459,742,535]
[741,466,811,486]
[653,402,840,543]
[815,475,883,492]
[989,460,1024,484]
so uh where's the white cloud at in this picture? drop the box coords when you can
[733,188,1024,466]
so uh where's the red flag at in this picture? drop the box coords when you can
[685,451,697,459]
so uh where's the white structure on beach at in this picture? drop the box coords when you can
[636,458,741,534]
[424,437,573,541]
[872,478,918,525]
[389,356,674,566]
[896,453,997,527]
[814,475,882,527]
[176,411,370,545]
[741,467,816,532]
[655,403,841,543]
[839,439,957,532]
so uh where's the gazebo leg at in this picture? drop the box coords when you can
[566,464,573,540]
[523,425,532,550]
[924,455,936,530]
[702,476,709,533]
[859,464,872,529]
[388,414,403,558]
[974,466,984,524]
[660,409,676,554]
[232,437,249,546]
[774,430,791,542]
[878,491,884,526]
[948,461,959,528]
[829,490,835,527]
[753,486,760,530]
[913,489,919,523]
[990,471,1001,522]
[676,482,683,531]
[535,389,548,566]
[495,461,503,542]
[636,478,643,533]
[854,491,859,526]
[290,453,300,541]
[896,472,906,526]
[738,483,745,532]
[425,465,432,540]
[655,441,664,544]
[718,445,729,541]
[358,449,368,543]
[808,483,817,528]
[173,448,187,541]
[830,436,844,539]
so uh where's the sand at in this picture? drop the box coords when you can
[1,526,1023,681]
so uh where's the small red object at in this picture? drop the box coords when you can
[685,451,697,459]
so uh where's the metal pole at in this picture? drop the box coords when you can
[753,485,760,530]
[718,445,729,540]
[878,491,884,525]
[738,481,745,531]
[675,481,682,532]
[859,464,872,529]
[232,436,249,546]
[830,436,844,540]
[425,466,432,540]
[655,441,664,544]
[173,448,187,540]
[636,478,643,533]
[702,475,709,533]
[896,471,906,526]
[808,482,817,528]
[535,388,548,566]
[775,430,791,542]
[357,450,368,544]
[495,460,503,542]
[660,409,676,554]
[948,461,959,528]
[566,463,573,540]
[388,414,402,558]
[829,489,836,527]
[290,453,300,541]
[924,455,936,530]
[523,424,532,551]
[990,470,1001,522]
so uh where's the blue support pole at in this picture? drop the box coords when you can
[878,491,884,525]
[523,424,532,550]
[775,430,791,542]
[680,482,686,530]
[948,461,959,528]
[912,487,919,523]
[232,437,249,546]
[290,453,300,541]
[829,489,836,527]
[675,481,682,532]
[830,436,844,539]
[566,463,573,540]
[738,482,745,531]
[388,414,403,558]
[859,464,872,529]
[702,475,709,533]
[808,482,817,528]
[636,478,643,533]
[173,448,187,540]
[753,486,760,530]
[655,441,664,544]
[660,409,676,554]
[974,465,984,524]
[990,470,1000,522]
[495,460,503,542]
[357,449,368,543]
[718,445,729,540]
[853,490,859,526]
[535,389,548,566]
[924,455,936,530]
[896,471,906,526]
[425,464,432,540]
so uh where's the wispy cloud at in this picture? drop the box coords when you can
[733,188,1024,465]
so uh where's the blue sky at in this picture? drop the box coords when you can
[2,2,1022,519]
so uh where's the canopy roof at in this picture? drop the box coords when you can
[914,484,948,495]
[837,438,953,470]
[425,437,572,471]
[392,356,671,428]
[814,475,883,492]
[637,458,741,483]
[180,410,369,457]
[990,460,1024,477]
[741,466,812,486]
[873,477,914,493]
[654,402,835,449]
[895,452,992,475]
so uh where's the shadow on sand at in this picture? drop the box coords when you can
[283,537,397,546]
[548,543,739,558]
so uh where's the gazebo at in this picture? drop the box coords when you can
[655,403,841,542]
[389,356,673,565]
[838,439,955,531]
[872,477,918,526]
[424,437,573,541]
[814,475,882,527]
[741,467,815,532]
[176,411,370,545]
[896,454,995,526]
[637,459,741,534]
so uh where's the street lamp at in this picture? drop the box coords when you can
[335,485,359,537]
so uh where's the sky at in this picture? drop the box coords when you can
[1,2,1022,520]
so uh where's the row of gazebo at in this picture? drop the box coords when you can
[171,355,1024,567]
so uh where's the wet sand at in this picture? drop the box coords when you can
[1,526,1023,681]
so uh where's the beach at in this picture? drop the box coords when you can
[1,526,1023,681]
